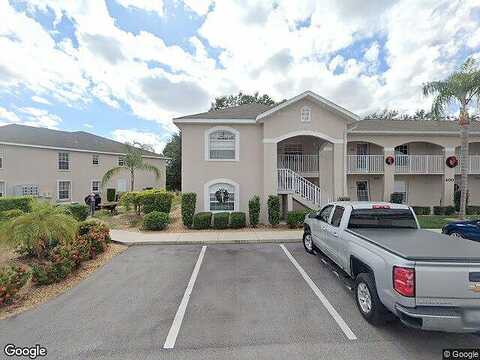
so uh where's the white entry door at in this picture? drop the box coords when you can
[356,181,369,201]
[394,180,408,204]
[117,179,127,192]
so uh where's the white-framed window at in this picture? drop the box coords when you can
[204,179,239,212]
[205,127,240,161]
[92,180,100,193]
[21,184,39,197]
[118,157,125,166]
[117,179,127,193]
[0,182,5,197]
[92,154,99,165]
[395,144,409,155]
[301,106,311,122]
[394,180,408,204]
[57,181,71,201]
[58,152,70,170]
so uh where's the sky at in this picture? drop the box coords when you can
[0,0,479,154]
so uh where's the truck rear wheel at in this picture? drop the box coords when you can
[354,273,389,325]
[303,232,315,255]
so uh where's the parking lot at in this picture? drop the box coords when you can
[1,243,478,360]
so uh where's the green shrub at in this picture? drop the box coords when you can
[0,264,30,307]
[444,206,455,216]
[467,205,480,215]
[193,212,212,229]
[181,193,196,228]
[142,211,170,231]
[0,209,24,221]
[433,206,446,215]
[0,196,33,213]
[212,212,229,229]
[77,220,111,258]
[268,195,280,226]
[411,206,431,216]
[120,191,143,214]
[230,212,246,228]
[141,190,174,214]
[66,204,89,221]
[287,210,308,228]
[390,192,403,204]
[106,188,116,202]
[248,196,260,227]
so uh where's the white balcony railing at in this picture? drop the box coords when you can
[277,154,319,173]
[347,155,384,174]
[455,155,480,174]
[395,155,444,174]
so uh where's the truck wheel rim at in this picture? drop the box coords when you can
[450,232,463,238]
[357,283,372,313]
[304,234,313,251]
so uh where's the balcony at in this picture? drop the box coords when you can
[347,155,384,174]
[395,155,444,174]
[277,154,319,173]
[455,155,480,174]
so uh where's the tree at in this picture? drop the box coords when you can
[162,132,181,191]
[423,58,480,219]
[363,109,432,120]
[102,143,161,192]
[210,91,277,111]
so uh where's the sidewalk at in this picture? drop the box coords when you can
[111,229,303,246]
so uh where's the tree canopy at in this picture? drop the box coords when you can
[363,109,433,121]
[162,132,181,191]
[210,91,277,111]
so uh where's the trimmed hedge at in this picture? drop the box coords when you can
[267,195,280,226]
[467,205,480,215]
[143,211,170,231]
[0,264,30,307]
[213,212,229,229]
[248,196,260,227]
[230,212,246,228]
[141,190,174,214]
[106,188,116,202]
[120,191,143,214]
[0,196,33,213]
[433,206,455,216]
[0,209,24,221]
[181,193,196,228]
[66,204,89,221]
[287,210,308,229]
[411,206,431,216]
[193,212,212,229]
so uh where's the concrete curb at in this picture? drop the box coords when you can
[112,238,302,246]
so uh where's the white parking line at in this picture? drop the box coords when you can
[163,246,207,349]
[279,244,358,341]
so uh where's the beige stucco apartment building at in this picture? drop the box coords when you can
[0,124,167,204]
[175,91,480,223]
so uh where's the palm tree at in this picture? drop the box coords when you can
[423,58,480,218]
[102,143,161,192]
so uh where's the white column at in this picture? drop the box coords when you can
[442,148,455,206]
[262,142,277,223]
[332,142,345,200]
[383,148,395,202]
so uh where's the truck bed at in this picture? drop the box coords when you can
[347,228,480,262]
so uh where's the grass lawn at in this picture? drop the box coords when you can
[417,215,479,229]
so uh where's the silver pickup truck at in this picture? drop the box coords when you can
[303,201,480,333]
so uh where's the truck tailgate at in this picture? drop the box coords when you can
[415,262,480,301]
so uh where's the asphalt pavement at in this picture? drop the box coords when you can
[0,243,478,360]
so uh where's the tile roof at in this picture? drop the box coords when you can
[174,103,273,120]
[348,119,480,133]
[0,124,165,157]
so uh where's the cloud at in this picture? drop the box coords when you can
[183,0,212,15]
[82,34,125,65]
[31,96,51,105]
[18,107,62,128]
[84,123,94,128]
[364,42,380,62]
[115,0,164,15]
[140,76,210,113]
[0,107,21,123]
[111,129,166,154]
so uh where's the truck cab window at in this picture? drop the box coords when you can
[348,208,417,229]
[330,206,345,227]
[317,205,334,223]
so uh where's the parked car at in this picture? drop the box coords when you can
[442,220,480,241]
[303,201,480,333]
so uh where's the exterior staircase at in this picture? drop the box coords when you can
[277,168,332,210]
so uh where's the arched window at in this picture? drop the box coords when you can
[204,179,239,212]
[300,106,311,122]
[205,127,239,161]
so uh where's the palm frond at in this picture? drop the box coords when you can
[102,166,124,188]
[140,163,161,180]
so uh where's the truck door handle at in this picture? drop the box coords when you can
[321,226,326,230]
[332,231,338,237]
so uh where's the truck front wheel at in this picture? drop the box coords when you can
[303,232,315,255]
[354,273,389,325]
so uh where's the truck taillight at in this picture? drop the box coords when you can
[393,266,415,297]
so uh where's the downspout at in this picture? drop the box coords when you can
[343,127,348,197]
